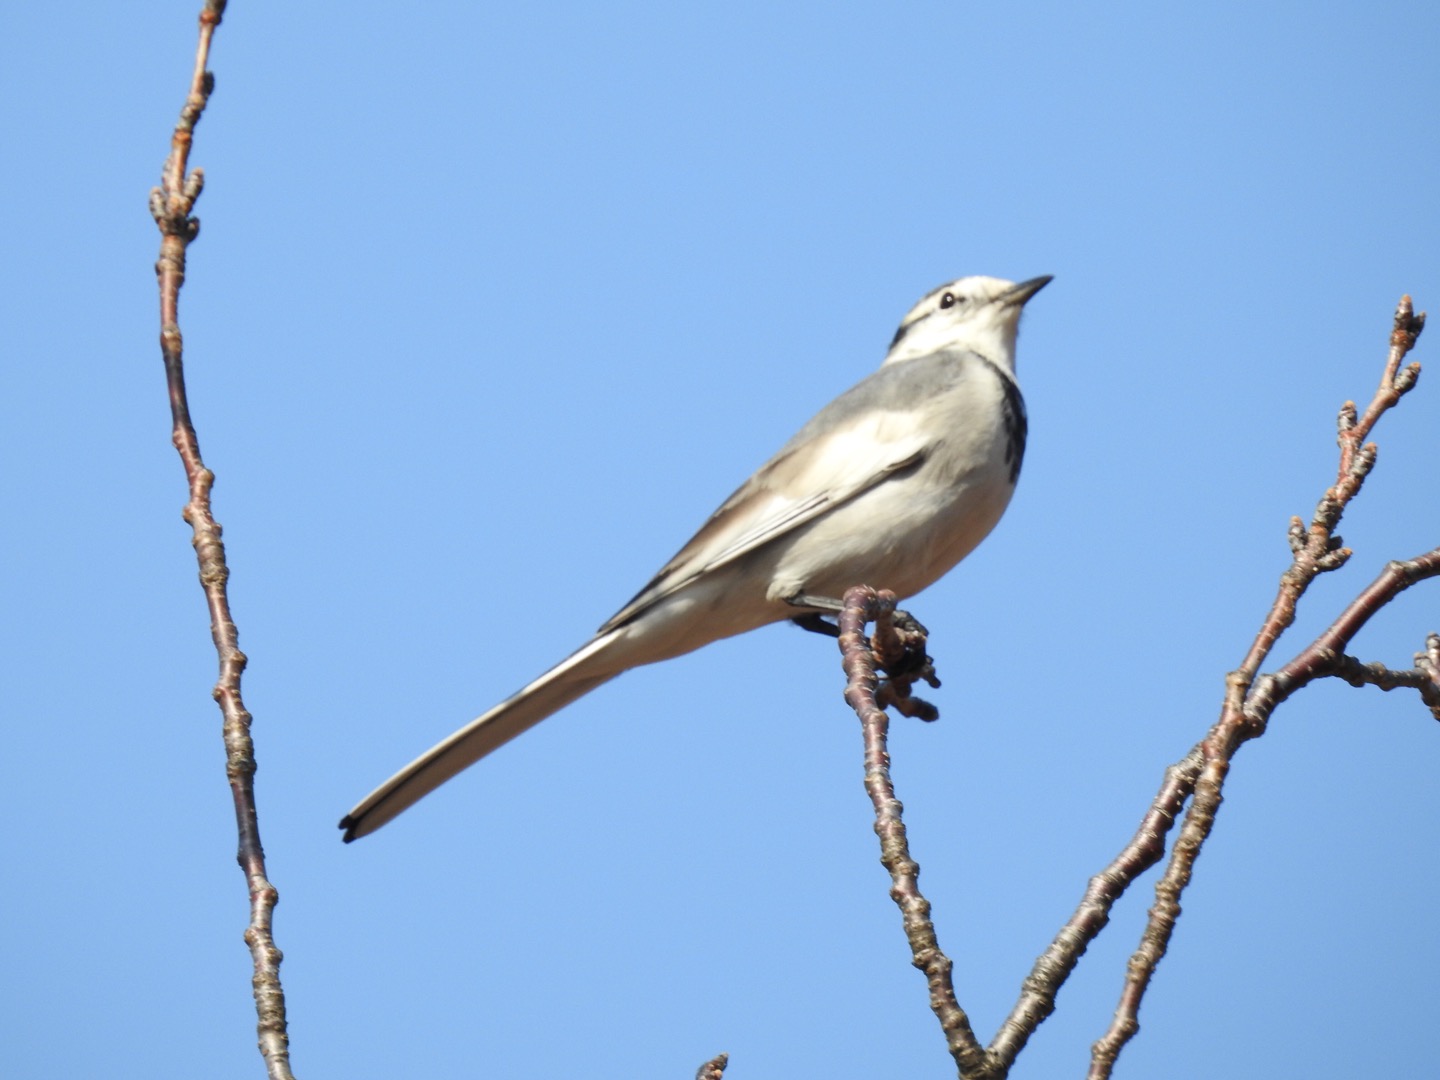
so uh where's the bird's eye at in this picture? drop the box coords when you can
[940,292,960,309]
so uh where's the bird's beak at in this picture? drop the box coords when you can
[999,275,1053,307]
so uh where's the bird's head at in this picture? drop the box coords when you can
[883,274,1052,370]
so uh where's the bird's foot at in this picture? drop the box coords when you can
[788,591,940,720]
[869,605,940,721]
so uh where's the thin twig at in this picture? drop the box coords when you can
[1088,296,1427,1078]
[838,586,986,1077]
[148,4,296,1079]
[1247,548,1440,721]
[1228,297,1424,715]
[1331,652,1440,719]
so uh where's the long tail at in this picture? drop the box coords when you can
[340,633,623,841]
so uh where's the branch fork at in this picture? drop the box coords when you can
[836,297,1432,1080]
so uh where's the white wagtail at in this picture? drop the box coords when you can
[341,274,1051,840]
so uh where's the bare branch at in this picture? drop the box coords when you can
[1246,548,1440,722]
[1086,295,1429,1078]
[989,746,1204,1069]
[1331,652,1440,719]
[838,586,986,1077]
[149,4,296,1078]
[1228,296,1424,706]
[1088,757,1223,1078]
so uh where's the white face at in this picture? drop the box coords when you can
[883,275,1046,370]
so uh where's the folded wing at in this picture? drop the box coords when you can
[600,405,930,632]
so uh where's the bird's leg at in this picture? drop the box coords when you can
[790,612,841,637]
[785,593,927,639]
[785,593,845,636]
[786,592,940,719]
[868,605,940,721]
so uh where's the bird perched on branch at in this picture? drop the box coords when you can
[341,274,1051,841]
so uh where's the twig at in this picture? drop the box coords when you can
[1230,297,1424,712]
[838,586,986,1077]
[1088,296,1427,1078]
[148,4,296,1079]
[1248,549,1440,720]
[1331,648,1440,719]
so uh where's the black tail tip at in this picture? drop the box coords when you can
[338,815,360,843]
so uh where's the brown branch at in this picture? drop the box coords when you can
[1088,550,1440,1077]
[824,298,1426,1078]
[988,745,1204,1069]
[1331,650,1440,719]
[1247,549,1440,720]
[148,4,296,1079]
[1227,296,1423,713]
[838,586,986,1077]
[1087,296,1428,1078]
[1087,756,1224,1078]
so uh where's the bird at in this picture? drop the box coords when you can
[341,274,1051,841]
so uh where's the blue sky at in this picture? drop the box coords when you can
[3,3,1437,1077]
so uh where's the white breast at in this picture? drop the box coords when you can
[766,356,1020,603]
